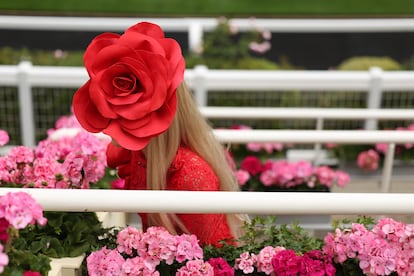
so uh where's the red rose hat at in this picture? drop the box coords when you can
[72,22,185,150]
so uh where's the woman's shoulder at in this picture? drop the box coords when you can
[168,146,219,191]
[169,146,206,171]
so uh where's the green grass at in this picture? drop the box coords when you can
[1,0,414,17]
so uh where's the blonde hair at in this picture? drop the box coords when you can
[144,82,246,239]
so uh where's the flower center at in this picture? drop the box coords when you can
[113,76,137,92]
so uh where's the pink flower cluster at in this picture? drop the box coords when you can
[236,156,350,190]
[357,149,380,172]
[357,124,414,172]
[0,115,110,188]
[87,226,209,275]
[234,246,335,275]
[323,217,414,275]
[0,192,46,273]
[0,130,9,147]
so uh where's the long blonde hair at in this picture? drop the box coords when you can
[144,82,246,239]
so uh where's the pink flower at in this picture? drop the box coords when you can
[0,192,47,229]
[7,146,34,164]
[313,166,335,187]
[0,130,9,147]
[87,247,124,275]
[0,244,8,274]
[236,170,250,186]
[116,226,143,256]
[121,256,158,275]
[246,142,262,152]
[256,246,286,275]
[249,41,271,54]
[259,169,274,187]
[375,143,388,154]
[176,259,214,276]
[357,149,380,171]
[175,233,203,263]
[207,257,234,276]
[334,171,351,188]
[235,252,257,274]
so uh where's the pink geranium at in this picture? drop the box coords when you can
[235,170,250,186]
[176,259,214,275]
[357,149,380,171]
[237,157,350,191]
[0,192,47,229]
[88,226,205,275]
[0,130,9,147]
[234,252,257,274]
[0,244,8,273]
[0,114,110,189]
[323,218,414,275]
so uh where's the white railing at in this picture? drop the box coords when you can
[1,188,414,215]
[2,16,414,52]
[3,62,414,147]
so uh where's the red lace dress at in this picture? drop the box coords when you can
[106,144,234,246]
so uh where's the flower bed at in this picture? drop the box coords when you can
[86,216,414,275]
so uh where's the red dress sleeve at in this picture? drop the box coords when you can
[168,148,235,247]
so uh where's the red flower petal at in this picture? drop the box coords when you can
[72,82,110,132]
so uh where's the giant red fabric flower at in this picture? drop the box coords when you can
[73,22,185,150]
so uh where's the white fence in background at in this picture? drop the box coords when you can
[2,16,414,52]
[2,62,414,147]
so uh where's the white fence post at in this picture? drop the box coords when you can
[193,65,208,106]
[188,22,203,53]
[365,67,383,130]
[17,61,36,148]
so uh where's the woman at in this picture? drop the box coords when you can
[72,21,245,246]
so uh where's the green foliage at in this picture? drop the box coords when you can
[1,0,414,17]
[203,216,323,266]
[14,212,118,258]
[331,216,376,230]
[0,47,84,66]
[2,248,51,276]
[185,19,278,70]
[337,56,402,71]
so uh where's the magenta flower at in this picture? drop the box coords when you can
[207,257,234,276]
[271,249,301,275]
[240,156,263,176]
[110,178,125,189]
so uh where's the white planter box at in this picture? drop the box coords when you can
[48,254,85,276]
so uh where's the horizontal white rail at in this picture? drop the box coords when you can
[200,107,414,120]
[1,188,413,215]
[213,129,414,144]
[2,16,414,32]
[2,62,414,147]
[2,16,414,53]
[4,64,414,91]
